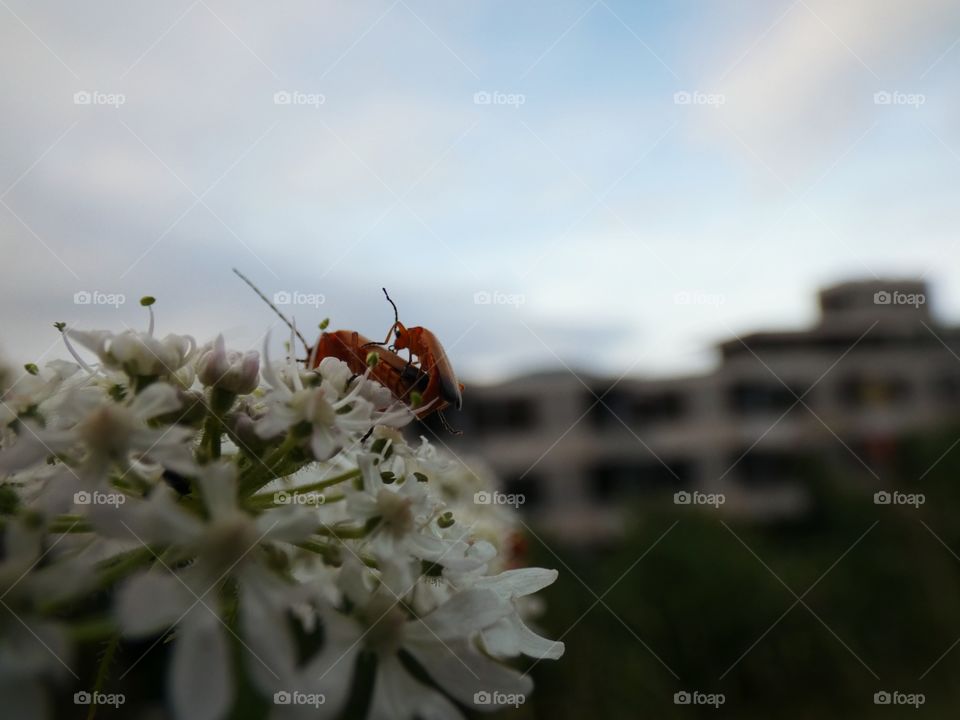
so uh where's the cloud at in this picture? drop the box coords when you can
[704,0,960,182]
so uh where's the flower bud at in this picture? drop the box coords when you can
[197,335,260,395]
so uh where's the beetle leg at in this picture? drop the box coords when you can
[437,411,462,436]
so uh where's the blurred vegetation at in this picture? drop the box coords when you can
[495,424,960,719]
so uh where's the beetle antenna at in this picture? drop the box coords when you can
[382,288,400,326]
[381,287,402,344]
[233,268,311,355]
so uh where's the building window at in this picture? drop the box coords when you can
[727,381,799,415]
[587,389,686,429]
[732,450,803,487]
[502,474,542,510]
[470,397,537,433]
[934,374,960,404]
[587,459,693,502]
[837,375,910,408]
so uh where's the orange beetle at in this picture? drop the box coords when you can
[233,270,462,430]
[377,289,464,428]
[310,328,429,408]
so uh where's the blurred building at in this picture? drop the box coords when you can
[437,279,960,539]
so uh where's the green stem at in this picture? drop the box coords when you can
[200,388,236,462]
[248,467,360,507]
[50,515,93,533]
[315,517,380,540]
[203,413,222,460]
[70,617,117,643]
[86,634,120,720]
[249,493,345,511]
[96,546,158,587]
[296,539,377,567]
[238,432,301,495]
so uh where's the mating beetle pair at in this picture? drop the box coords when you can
[236,271,463,432]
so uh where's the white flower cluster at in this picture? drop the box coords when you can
[0,308,562,720]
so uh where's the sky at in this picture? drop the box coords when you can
[2,0,960,383]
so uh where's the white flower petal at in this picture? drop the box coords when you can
[257,506,317,543]
[116,572,193,637]
[293,608,362,716]
[403,638,533,709]
[481,614,564,660]
[171,609,233,720]
[89,485,204,545]
[510,614,564,660]
[478,617,520,658]
[0,426,73,474]
[239,578,296,695]
[369,654,463,720]
[195,462,238,519]
[337,561,373,608]
[128,382,182,420]
[308,427,338,462]
[473,568,559,599]
[405,589,509,642]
